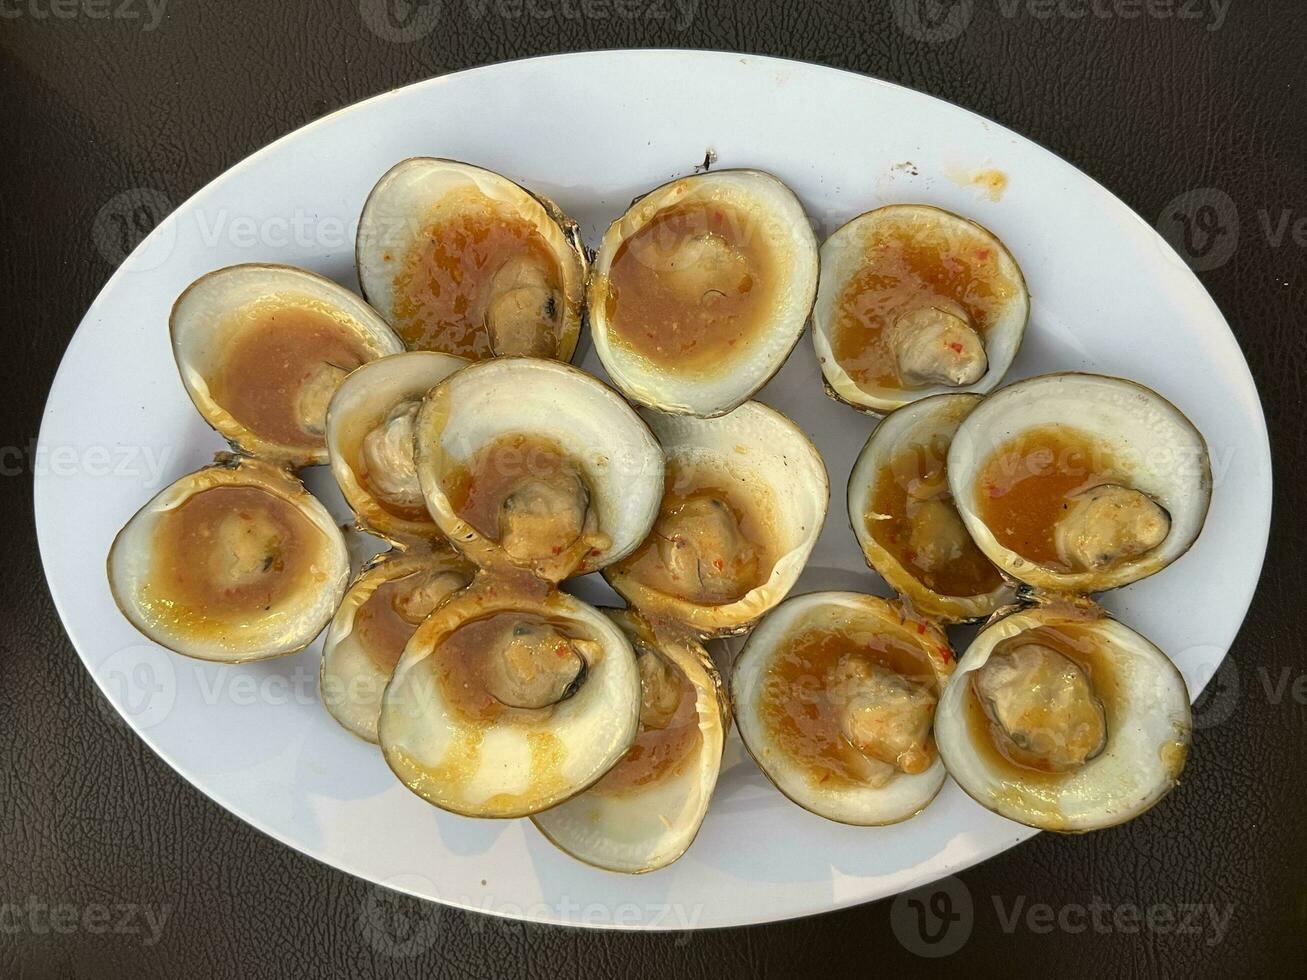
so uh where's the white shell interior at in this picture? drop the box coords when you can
[847,392,1012,622]
[948,372,1212,593]
[379,589,641,818]
[731,591,952,826]
[413,357,665,576]
[171,264,404,464]
[319,552,472,743]
[589,170,819,417]
[531,611,725,873]
[326,350,468,541]
[107,459,349,663]
[934,605,1191,831]
[606,401,828,635]
[355,157,584,360]
[812,205,1028,414]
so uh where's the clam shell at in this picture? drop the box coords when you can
[319,549,475,742]
[947,372,1212,593]
[531,609,727,874]
[107,456,349,663]
[171,264,404,468]
[326,350,467,544]
[812,205,1028,414]
[355,157,586,362]
[378,585,641,818]
[604,401,828,637]
[848,392,1014,622]
[588,170,818,417]
[731,591,955,826]
[412,357,665,581]
[934,601,1191,832]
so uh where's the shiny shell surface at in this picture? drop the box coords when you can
[588,170,819,417]
[948,372,1212,594]
[732,591,955,826]
[934,602,1191,832]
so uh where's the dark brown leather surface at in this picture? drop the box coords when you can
[3,1,1303,976]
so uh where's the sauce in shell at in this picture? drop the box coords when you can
[604,201,779,371]
[831,214,1019,390]
[212,303,373,449]
[868,436,1004,598]
[141,485,325,639]
[616,457,776,606]
[759,624,939,790]
[975,425,1129,569]
[392,200,565,359]
[592,645,703,795]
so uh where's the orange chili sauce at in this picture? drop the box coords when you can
[604,202,777,370]
[353,573,431,672]
[432,611,591,724]
[442,432,586,544]
[391,205,563,359]
[760,625,938,789]
[616,459,775,605]
[142,486,321,635]
[831,217,1018,389]
[964,624,1121,783]
[868,438,1003,597]
[212,305,373,449]
[592,649,703,795]
[975,425,1127,569]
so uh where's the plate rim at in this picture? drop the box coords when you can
[35,48,1274,931]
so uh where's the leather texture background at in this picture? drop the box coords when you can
[3,1,1304,976]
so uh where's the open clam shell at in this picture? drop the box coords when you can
[934,601,1191,832]
[378,582,641,818]
[604,401,828,637]
[326,350,467,545]
[731,591,955,826]
[412,357,665,582]
[319,549,476,742]
[948,372,1212,593]
[355,158,586,362]
[171,264,405,468]
[107,455,349,663]
[812,205,1028,415]
[848,392,1014,622]
[588,170,819,417]
[531,609,728,874]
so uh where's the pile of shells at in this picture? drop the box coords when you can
[108,159,1211,873]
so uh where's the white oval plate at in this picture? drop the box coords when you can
[36,51,1270,930]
